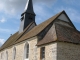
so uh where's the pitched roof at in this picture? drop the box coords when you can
[0,22,35,51]
[36,23,80,46]
[17,10,79,45]
[36,24,57,46]
[15,10,63,44]
[56,24,80,44]
[0,32,18,50]
[1,10,80,51]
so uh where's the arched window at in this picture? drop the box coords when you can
[6,51,8,60]
[1,53,3,59]
[1,52,4,59]
[13,47,16,60]
[24,42,29,60]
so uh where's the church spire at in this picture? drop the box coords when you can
[19,0,36,33]
[24,0,35,15]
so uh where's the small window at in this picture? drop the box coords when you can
[26,44,29,58]
[1,53,2,59]
[24,42,29,59]
[13,47,16,60]
[6,51,8,60]
[40,47,45,59]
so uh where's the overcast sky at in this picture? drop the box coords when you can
[0,0,80,46]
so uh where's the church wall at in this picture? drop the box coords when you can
[7,47,13,60]
[14,43,25,60]
[28,38,38,60]
[37,47,40,60]
[0,46,13,60]
[0,36,58,60]
[57,42,80,60]
[45,43,57,60]
[13,37,38,60]
[0,43,25,60]
[0,37,38,60]
[37,43,57,60]
[0,50,5,60]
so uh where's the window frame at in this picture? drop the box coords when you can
[24,42,29,60]
[6,51,8,60]
[13,47,16,60]
[40,47,45,60]
[1,53,3,59]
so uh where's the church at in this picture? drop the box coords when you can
[0,0,80,60]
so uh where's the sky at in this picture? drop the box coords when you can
[0,0,80,46]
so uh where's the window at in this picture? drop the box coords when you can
[24,42,29,59]
[6,51,8,60]
[13,47,16,60]
[1,52,4,59]
[26,44,29,58]
[40,47,45,60]
[1,53,3,59]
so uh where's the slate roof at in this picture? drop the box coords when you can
[15,10,63,44]
[0,32,18,50]
[36,23,80,46]
[0,10,80,51]
[56,24,80,44]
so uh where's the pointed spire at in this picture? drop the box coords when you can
[24,0,35,15]
[19,0,36,33]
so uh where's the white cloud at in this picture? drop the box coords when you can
[0,0,56,15]
[0,38,5,46]
[0,18,6,23]
[0,0,26,15]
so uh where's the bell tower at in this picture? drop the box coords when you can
[19,0,36,33]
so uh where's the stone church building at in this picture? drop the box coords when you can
[0,0,80,60]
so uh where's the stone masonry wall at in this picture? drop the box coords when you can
[57,42,80,60]
[0,42,25,60]
[37,43,57,60]
[28,38,38,60]
[0,37,38,60]
[1,38,80,60]
[0,46,13,60]
[15,43,25,60]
